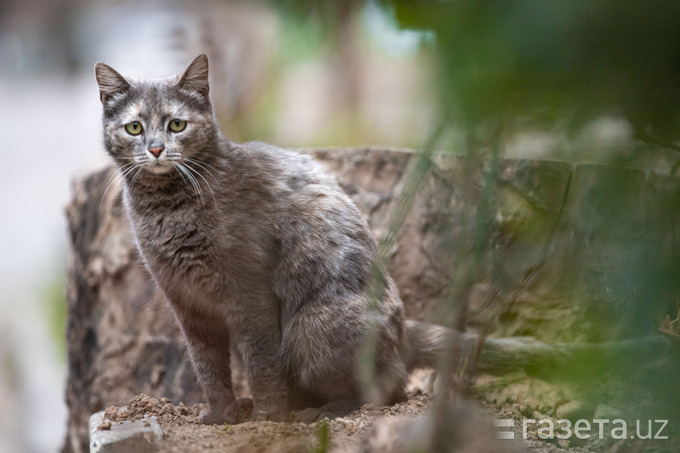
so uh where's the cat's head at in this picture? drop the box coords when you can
[95,54,217,176]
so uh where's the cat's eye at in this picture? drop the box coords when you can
[125,121,143,136]
[168,119,187,132]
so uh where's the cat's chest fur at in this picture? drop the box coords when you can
[124,183,276,307]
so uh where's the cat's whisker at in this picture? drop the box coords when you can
[129,166,144,190]
[175,163,195,195]
[100,163,136,209]
[172,162,192,192]
[123,162,139,174]
[186,158,222,189]
[184,160,217,204]
[177,163,203,202]
[185,165,207,203]
[187,167,205,203]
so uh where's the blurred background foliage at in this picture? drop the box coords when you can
[368,0,680,333]
[372,0,680,440]
[387,0,680,138]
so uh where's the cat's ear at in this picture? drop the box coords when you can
[94,63,131,104]
[178,54,210,97]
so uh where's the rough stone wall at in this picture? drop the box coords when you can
[62,147,680,452]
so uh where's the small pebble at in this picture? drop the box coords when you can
[98,420,112,431]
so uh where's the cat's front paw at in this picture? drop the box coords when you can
[293,399,359,424]
[252,406,288,422]
[199,400,239,425]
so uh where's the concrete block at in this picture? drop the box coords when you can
[89,407,162,453]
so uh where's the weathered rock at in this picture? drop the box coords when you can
[62,148,678,452]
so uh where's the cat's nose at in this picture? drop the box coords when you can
[148,145,165,158]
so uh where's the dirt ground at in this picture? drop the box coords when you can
[98,369,679,453]
[101,393,496,453]
[104,393,432,453]
[93,385,611,452]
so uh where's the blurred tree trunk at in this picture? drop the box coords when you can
[328,0,362,120]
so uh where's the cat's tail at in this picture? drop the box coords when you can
[402,319,669,378]
[402,320,480,371]
[403,320,549,376]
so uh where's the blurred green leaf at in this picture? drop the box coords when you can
[385,0,680,142]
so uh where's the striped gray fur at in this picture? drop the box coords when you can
[95,55,450,423]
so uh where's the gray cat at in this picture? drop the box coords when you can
[95,54,450,423]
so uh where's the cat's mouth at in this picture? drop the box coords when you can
[144,160,175,175]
